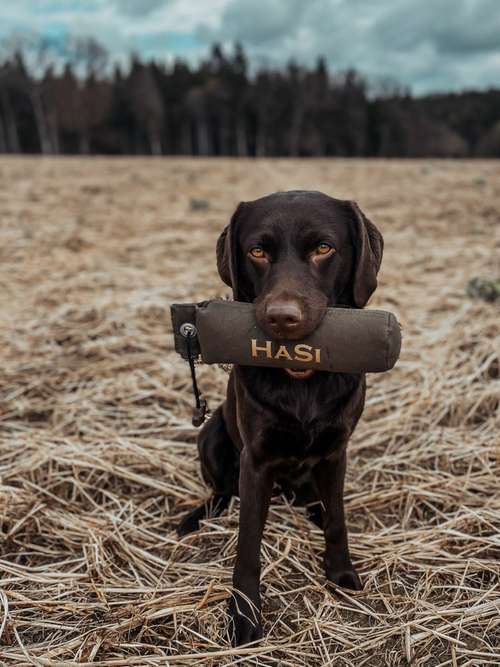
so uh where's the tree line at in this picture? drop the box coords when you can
[1,39,500,157]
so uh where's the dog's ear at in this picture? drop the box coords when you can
[216,202,246,299]
[348,201,384,307]
[216,226,232,288]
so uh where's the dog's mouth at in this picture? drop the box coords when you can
[284,368,316,380]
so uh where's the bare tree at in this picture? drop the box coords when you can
[0,104,6,152]
[0,34,60,153]
[0,56,23,152]
[128,59,164,155]
[0,36,496,157]
[186,86,211,156]
[68,38,111,153]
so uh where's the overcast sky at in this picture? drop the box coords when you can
[1,0,499,94]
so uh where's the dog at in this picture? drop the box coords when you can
[177,190,384,645]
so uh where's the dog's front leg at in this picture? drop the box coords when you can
[229,448,273,646]
[313,451,362,591]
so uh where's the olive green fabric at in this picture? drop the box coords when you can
[170,302,202,360]
[196,300,400,373]
[171,300,401,373]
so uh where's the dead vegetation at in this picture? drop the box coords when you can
[0,157,499,665]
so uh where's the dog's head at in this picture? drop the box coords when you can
[217,190,383,341]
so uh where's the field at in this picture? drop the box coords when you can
[0,157,499,666]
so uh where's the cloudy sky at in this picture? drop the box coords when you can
[1,0,499,94]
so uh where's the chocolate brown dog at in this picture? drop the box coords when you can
[177,190,383,645]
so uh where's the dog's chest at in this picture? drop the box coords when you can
[268,375,350,428]
[264,422,346,465]
[237,367,363,459]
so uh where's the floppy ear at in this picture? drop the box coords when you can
[216,226,232,288]
[349,201,384,307]
[216,202,246,300]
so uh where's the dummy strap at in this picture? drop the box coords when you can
[179,322,207,427]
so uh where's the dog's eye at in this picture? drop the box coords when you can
[249,246,265,259]
[316,243,335,255]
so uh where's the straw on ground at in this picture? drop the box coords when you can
[0,157,499,666]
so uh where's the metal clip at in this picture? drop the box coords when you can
[180,322,197,338]
[179,321,207,427]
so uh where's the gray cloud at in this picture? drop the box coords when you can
[373,0,500,54]
[115,0,168,18]
[1,0,498,93]
[220,0,311,45]
[198,0,500,93]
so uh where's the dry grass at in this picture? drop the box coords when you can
[0,157,499,666]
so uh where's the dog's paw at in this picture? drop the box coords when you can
[228,597,262,646]
[176,512,200,537]
[327,566,363,591]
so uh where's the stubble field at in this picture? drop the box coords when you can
[0,157,499,666]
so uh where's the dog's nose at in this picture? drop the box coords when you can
[266,300,303,336]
